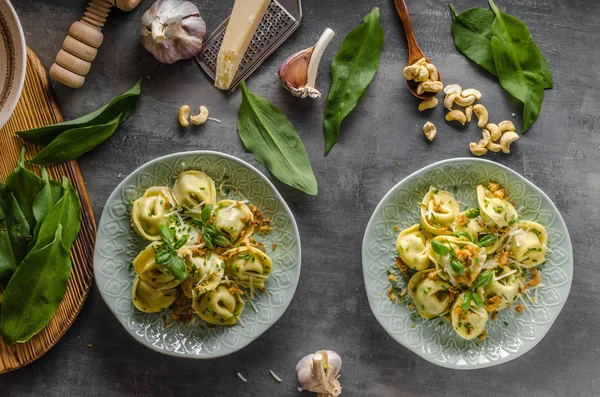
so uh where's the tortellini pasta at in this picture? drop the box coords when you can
[476,185,518,228]
[484,265,519,309]
[420,187,460,235]
[172,171,216,209]
[193,284,245,325]
[408,270,453,319]
[427,236,485,287]
[451,293,488,340]
[508,221,548,268]
[133,243,182,289]
[179,250,225,298]
[396,224,431,271]
[132,276,177,313]
[224,246,272,290]
[131,187,175,240]
[213,200,254,246]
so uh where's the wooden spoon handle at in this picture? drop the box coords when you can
[393,0,425,64]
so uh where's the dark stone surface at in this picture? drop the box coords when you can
[3,0,600,395]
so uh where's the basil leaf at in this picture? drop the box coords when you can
[451,259,465,275]
[212,232,231,247]
[237,81,317,195]
[154,248,172,265]
[323,7,384,155]
[431,239,452,256]
[1,225,72,344]
[450,5,497,75]
[475,270,494,288]
[0,185,30,286]
[472,292,484,307]
[17,79,141,146]
[477,234,498,247]
[203,230,214,250]
[158,225,175,246]
[30,168,63,249]
[489,0,545,132]
[169,254,188,281]
[5,147,45,228]
[454,231,473,242]
[460,292,472,310]
[29,117,121,166]
[201,203,213,224]
[173,236,188,250]
[465,208,480,219]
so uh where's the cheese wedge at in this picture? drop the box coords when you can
[215,0,271,90]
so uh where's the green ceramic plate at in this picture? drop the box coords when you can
[362,158,573,369]
[94,151,301,358]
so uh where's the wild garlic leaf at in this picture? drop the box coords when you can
[238,81,317,195]
[0,184,30,286]
[323,7,384,155]
[465,208,480,219]
[30,168,63,249]
[5,147,45,228]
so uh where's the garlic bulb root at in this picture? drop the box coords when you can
[296,350,342,397]
[278,28,335,99]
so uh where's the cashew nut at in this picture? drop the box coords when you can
[443,84,462,95]
[423,121,437,141]
[414,57,427,66]
[479,129,491,147]
[472,104,488,128]
[422,81,444,92]
[461,88,482,100]
[418,97,439,111]
[469,142,488,156]
[498,120,516,133]
[444,93,458,110]
[416,82,425,95]
[178,105,190,127]
[403,65,420,80]
[465,105,473,123]
[190,106,209,125]
[486,123,501,141]
[425,63,439,81]
[414,66,430,82]
[500,131,519,154]
[487,140,502,152]
[445,110,467,125]
[454,95,476,107]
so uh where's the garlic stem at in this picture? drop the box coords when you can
[306,28,335,88]
[151,19,167,43]
[312,351,327,385]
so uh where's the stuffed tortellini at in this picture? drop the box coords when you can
[420,187,460,235]
[451,293,488,340]
[133,243,182,289]
[179,250,225,298]
[132,276,177,313]
[454,211,504,255]
[427,236,486,287]
[484,265,519,309]
[213,200,254,246]
[224,246,272,290]
[172,171,216,209]
[408,270,453,319]
[193,283,245,325]
[508,221,548,268]
[396,224,431,271]
[476,185,518,228]
[131,187,175,240]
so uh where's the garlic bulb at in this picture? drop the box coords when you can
[296,350,342,396]
[140,0,206,64]
[278,28,335,99]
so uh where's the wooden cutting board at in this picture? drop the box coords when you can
[0,48,96,373]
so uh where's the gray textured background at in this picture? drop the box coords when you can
[3,0,600,395]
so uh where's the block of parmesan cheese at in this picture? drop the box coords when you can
[215,0,271,90]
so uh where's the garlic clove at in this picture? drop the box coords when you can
[278,28,335,99]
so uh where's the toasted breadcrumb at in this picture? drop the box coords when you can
[515,304,524,313]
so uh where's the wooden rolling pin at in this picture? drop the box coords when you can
[50,0,142,88]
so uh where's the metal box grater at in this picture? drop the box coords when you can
[196,0,303,92]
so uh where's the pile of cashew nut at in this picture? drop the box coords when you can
[178,105,209,127]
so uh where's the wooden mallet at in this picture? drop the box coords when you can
[50,0,142,88]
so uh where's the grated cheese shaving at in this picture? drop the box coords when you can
[269,370,282,383]
[494,268,517,282]
[208,117,222,123]
[237,373,247,383]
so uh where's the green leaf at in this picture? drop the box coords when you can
[465,208,480,219]
[212,232,231,247]
[29,117,121,166]
[472,292,484,307]
[169,254,188,281]
[454,231,473,242]
[451,259,465,275]
[201,203,213,224]
[1,225,72,344]
[431,239,452,256]
[474,269,494,288]
[0,185,30,286]
[489,0,545,132]
[154,248,171,265]
[477,234,498,247]
[460,292,472,310]
[323,7,384,155]
[32,177,81,251]
[30,168,63,249]
[202,230,213,250]
[5,147,45,228]
[158,224,175,246]
[237,81,318,195]
[17,79,141,146]
[449,5,497,75]
[173,236,188,250]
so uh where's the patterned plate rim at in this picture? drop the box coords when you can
[94,150,302,359]
[361,157,573,370]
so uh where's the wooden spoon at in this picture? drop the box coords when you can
[393,0,442,99]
